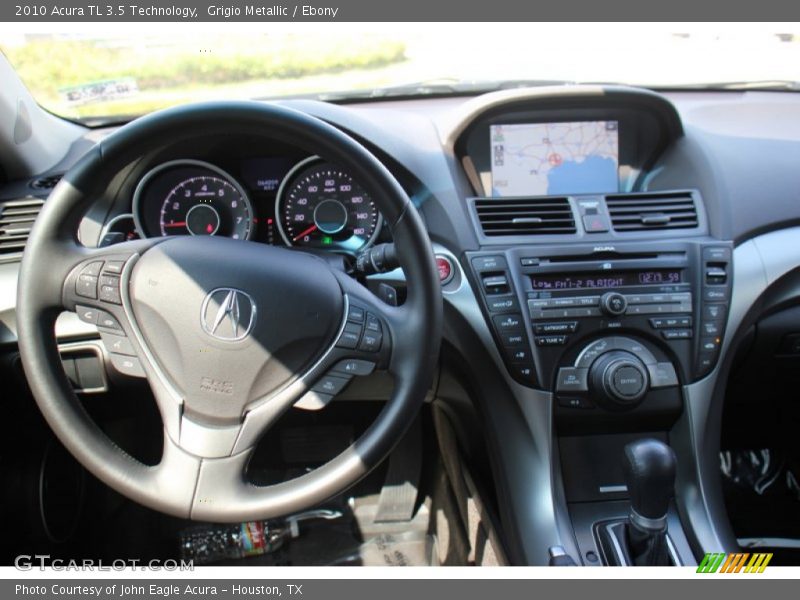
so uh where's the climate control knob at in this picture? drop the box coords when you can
[600,292,628,316]
[589,350,649,410]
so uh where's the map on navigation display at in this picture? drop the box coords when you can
[490,121,619,197]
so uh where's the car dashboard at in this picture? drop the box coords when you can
[3,84,800,566]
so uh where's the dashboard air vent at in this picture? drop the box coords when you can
[606,191,698,232]
[0,198,44,258]
[30,174,63,190]
[474,197,576,236]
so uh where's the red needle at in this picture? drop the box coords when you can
[293,224,318,241]
[163,222,187,228]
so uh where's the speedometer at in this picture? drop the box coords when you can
[275,158,382,252]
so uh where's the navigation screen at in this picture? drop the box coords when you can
[490,121,619,197]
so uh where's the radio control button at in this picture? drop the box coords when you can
[534,321,578,334]
[556,367,589,392]
[482,275,509,295]
[520,257,539,267]
[650,316,692,329]
[600,292,627,316]
[700,321,723,336]
[535,335,568,347]
[662,329,693,340]
[505,347,530,362]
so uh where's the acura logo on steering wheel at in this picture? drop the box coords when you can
[200,288,257,341]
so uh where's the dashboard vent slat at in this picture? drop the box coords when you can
[0,198,45,259]
[606,192,698,232]
[475,197,576,236]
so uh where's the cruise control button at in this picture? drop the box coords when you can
[556,367,589,392]
[103,260,125,275]
[365,313,381,332]
[348,305,365,323]
[96,310,122,331]
[312,374,352,396]
[648,362,679,388]
[332,359,376,376]
[336,322,362,349]
[80,261,104,277]
[75,275,98,299]
[98,284,121,304]
[359,330,383,352]
[108,354,145,378]
[76,305,100,324]
[100,332,135,356]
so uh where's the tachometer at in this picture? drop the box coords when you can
[133,160,253,241]
[275,157,381,252]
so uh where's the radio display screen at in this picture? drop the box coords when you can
[489,121,619,197]
[530,270,682,291]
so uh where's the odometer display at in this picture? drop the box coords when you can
[276,158,381,252]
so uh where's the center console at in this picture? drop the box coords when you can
[466,239,733,565]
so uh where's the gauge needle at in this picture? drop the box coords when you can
[163,222,187,227]
[293,224,318,241]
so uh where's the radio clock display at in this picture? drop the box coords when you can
[530,270,681,290]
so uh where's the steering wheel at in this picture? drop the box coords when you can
[16,101,442,522]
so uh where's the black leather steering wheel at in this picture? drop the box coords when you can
[16,101,442,521]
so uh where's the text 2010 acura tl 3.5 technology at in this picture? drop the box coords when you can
[1,30,799,567]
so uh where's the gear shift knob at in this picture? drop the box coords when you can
[622,438,676,532]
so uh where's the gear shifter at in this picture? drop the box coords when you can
[621,438,676,566]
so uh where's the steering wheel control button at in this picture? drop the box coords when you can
[100,332,135,357]
[96,310,122,331]
[556,367,589,392]
[600,292,628,316]
[359,329,383,352]
[103,260,125,275]
[98,275,122,304]
[472,255,507,271]
[347,305,365,323]
[365,313,381,332]
[647,362,679,388]
[108,353,145,378]
[312,374,352,396]
[332,359,376,376]
[295,391,334,411]
[336,322,363,349]
[75,305,100,324]
[75,274,98,299]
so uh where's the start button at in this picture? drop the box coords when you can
[436,255,454,285]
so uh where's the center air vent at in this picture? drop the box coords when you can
[474,197,576,236]
[606,191,698,232]
[0,198,44,259]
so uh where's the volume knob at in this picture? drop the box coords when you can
[600,292,628,316]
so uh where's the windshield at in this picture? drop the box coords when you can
[2,24,799,123]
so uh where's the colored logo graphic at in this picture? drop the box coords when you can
[697,552,773,573]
